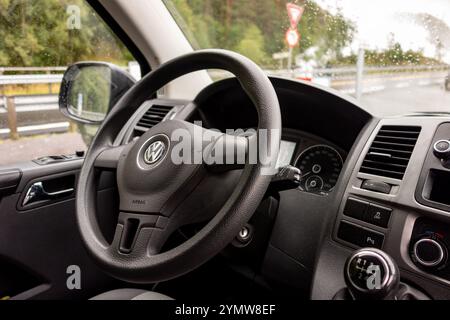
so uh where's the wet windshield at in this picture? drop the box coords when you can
[164,0,450,116]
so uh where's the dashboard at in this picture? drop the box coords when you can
[186,77,364,198]
[115,76,370,298]
[116,75,450,300]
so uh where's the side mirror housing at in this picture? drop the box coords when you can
[58,62,136,125]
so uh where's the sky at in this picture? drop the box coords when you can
[314,0,450,63]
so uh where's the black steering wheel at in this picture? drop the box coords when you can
[76,49,281,283]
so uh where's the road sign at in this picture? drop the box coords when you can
[285,28,300,48]
[286,3,304,29]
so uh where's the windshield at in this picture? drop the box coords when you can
[164,0,450,116]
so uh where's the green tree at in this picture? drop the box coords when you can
[235,24,268,64]
[166,0,356,67]
[0,0,132,67]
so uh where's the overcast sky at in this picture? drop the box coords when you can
[314,0,450,63]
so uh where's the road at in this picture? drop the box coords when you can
[360,84,450,117]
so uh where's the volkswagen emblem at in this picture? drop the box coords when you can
[143,141,166,165]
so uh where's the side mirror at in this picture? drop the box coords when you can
[59,62,136,124]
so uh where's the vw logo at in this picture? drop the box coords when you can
[143,141,166,165]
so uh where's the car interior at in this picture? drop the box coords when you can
[1,0,450,302]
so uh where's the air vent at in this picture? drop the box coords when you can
[134,104,175,136]
[359,125,421,180]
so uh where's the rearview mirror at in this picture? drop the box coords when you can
[59,62,136,124]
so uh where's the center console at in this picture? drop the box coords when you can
[312,116,450,300]
[416,123,450,211]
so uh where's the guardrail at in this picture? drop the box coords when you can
[0,95,58,112]
[0,67,66,139]
[0,74,63,85]
[1,65,449,139]
[0,94,66,139]
[0,67,67,73]
[210,64,449,96]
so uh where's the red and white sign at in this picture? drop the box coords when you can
[285,28,300,48]
[286,3,304,29]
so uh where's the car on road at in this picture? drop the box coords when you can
[1,0,450,307]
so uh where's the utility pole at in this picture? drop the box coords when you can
[355,47,365,101]
[287,47,293,74]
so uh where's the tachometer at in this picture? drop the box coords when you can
[295,145,343,194]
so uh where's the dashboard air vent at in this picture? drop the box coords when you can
[134,104,175,136]
[359,125,421,180]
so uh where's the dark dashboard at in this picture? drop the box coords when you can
[113,76,371,297]
[191,77,370,153]
[187,77,365,196]
[115,75,450,300]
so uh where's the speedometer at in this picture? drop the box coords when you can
[295,145,343,194]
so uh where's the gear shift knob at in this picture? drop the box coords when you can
[344,248,400,300]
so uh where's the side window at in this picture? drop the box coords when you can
[0,0,141,166]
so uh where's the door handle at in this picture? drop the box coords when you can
[22,181,74,207]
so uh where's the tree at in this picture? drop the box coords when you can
[332,43,440,67]
[170,0,356,67]
[235,24,268,64]
[0,0,132,67]
[407,13,450,62]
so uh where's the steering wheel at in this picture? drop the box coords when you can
[76,49,281,283]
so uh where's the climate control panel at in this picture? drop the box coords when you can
[409,218,450,277]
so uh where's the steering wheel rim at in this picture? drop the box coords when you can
[76,49,282,283]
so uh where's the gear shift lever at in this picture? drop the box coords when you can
[344,248,400,300]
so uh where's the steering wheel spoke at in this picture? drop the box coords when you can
[204,132,249,173]
[94,144,129,169]
[110,212,172,256]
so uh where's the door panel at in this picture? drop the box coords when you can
[0,169,21,197]
[0,160,118,300]
[0,0,146,300]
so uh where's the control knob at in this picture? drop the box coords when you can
[412,237,447,269]
[433,140,450,161]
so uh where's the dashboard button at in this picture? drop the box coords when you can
[343,198,368,220]
[338,221,384,249]
[338,221,362,246]
[361,180,391,194]
[360,229,384,249]
[364,204,392,228]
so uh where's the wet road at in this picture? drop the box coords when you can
[360,84,450,117]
